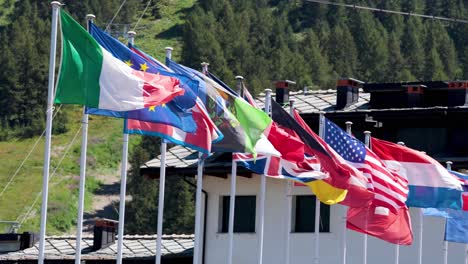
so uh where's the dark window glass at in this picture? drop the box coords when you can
[221,196,256,233]
[294,195,330,233]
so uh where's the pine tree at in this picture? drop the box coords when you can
[401,17,426,79]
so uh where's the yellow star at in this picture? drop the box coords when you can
[148,105,156,111]
[124,60,133,67]
[140,62,149,72]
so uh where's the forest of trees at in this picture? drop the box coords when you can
[1,0,468,234]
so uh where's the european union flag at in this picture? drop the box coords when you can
[86,23,198,133]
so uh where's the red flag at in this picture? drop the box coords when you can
[126,101,221,154]
[347,206,413,245]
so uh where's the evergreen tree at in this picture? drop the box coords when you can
[401,17,426,79]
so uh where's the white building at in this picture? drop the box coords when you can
[142,81,468,263]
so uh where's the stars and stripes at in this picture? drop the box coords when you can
[324,118,408,213]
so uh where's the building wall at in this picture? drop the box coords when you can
[202,174,467,264]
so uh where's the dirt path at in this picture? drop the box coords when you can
[82,169,122,234]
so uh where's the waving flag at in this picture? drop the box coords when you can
[324,119,408,212]
[289,108,373,205]
[55,11,183,112]
[320,119,411,244]
[125,102,222,154]
[371,137,463,209]
[234,121,327,185]
[168,59,272,155]
[84,23,198,132]
[270,101,374,205]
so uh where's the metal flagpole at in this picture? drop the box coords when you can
[417,151,426,264]
[341,121,353,264]
[363,131,371,264]
[193,153,204,264]
[257,89,272,264]
[315,112,326,264]
[465,244,468,264]
[193,62,209,264]
[227,76,243,264]
[284,100,295,264]
[74,14,95,264]
[443,161,452,264]
[115,30,136,264]
[38,2,61,263]
[155,46,172,264]
[394,141,406,264]
[227,160,237,264]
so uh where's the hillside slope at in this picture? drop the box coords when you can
[0,0,193,234]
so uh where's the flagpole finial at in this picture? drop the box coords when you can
[446,161,453,170]
[201,62,209,75]
[50,1,62,7]
[364,131,371,135]
[345,121,352,126]
[86,14,96,20]
[397,141,405,146]
[289,99,296,115]
[128,31,136,37]
[165,47,173,60]
[235,76,244,80]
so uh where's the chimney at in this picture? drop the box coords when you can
[93,219,118,250]
[0,232,37,253]
[403,84,425,107]
[448,81,468,106]
[275,80,296,105]
[336,78,363,110]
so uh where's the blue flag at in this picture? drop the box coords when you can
[445,209,468,243]
[86,23,198,133]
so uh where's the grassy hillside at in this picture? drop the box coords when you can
[0,107,130,234]
[0,0,194,234]
[130,0,195,62]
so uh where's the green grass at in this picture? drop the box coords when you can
[131,0,196,62]
[0,107,131,234]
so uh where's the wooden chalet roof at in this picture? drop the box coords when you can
[0,234,194,261]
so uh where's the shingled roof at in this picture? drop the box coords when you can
[0,234,194,261]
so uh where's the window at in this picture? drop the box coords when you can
[293,195,330,233]
[220,196,256,233]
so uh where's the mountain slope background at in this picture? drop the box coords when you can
[0,0,467,234]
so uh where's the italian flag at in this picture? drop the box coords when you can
[55,10,184,111]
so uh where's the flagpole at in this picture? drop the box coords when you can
[74,14,95,264]
[393,141,406,264]
[442,161,452,264]
[257,88,271,264]
[192,62,209,264]
[193,153,204,264]
[115,31,136,264]
[315,112,326,264]
[155,47,173,264]
[417,208,423,264]
[417,151,426,264]
[392,141,407,264]
[38,2,61,263]
[227,159,237,264]
[227,75,243,264]
[363,131,371,264]
[341,121,353,264]
[284,100,295,264]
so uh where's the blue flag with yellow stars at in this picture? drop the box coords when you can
[85,23,198,133]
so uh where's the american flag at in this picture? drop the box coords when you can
[324,118,408,212]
